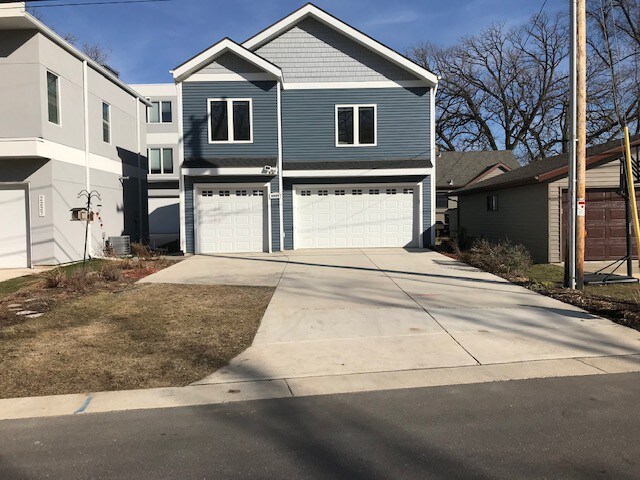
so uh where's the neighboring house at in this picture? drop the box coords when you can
[171,3,438,255]
[456,136,640,263]
[435,151,520,236]
[0,2,149,268]
[129,83,180,249]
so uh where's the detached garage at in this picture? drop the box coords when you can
[456,136,640,263]
[0,185,30,268]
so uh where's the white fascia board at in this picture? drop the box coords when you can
[182,167,273,176]
[283,168,434,178]
[242,4,438,87]
[172,38,282,82]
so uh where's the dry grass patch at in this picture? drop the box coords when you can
[0,283,274,398]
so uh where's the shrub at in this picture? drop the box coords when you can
[66,269,98,292]
[103,243,118,258]
[100,263,122,282]
[131,242,154,259]
[119,258,141,270]
[461,239,533,277]
[43,268,65,288]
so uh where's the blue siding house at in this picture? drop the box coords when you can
[171,3,438,254]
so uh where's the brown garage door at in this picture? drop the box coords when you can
[562,189,638,261]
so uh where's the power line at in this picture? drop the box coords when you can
[521,0,550,50]
[4,0,171,8]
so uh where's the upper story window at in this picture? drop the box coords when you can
[487,195,499,211]
[148,148,173,175]
[147,101,172,123]
[102,102,111,143]
[436,193,449,209]
[208,98,252,144]
[47,71,60,125]
[336,104,376,147]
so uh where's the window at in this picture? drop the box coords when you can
[102,102,110,143]
[436,193,449,209]
[487,195,499,211]
[148,148,174,174]
[208,98,252,143]
[147,101,172,123]
[386,188,397,195]
[47,71,60,124]
[336,105,376,146]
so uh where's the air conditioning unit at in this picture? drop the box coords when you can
[108,236,131,256]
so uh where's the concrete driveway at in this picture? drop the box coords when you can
[142,249,640,387]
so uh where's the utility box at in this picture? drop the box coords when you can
[108,236,131,256]
[70,208,94,222]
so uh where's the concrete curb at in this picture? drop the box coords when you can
[1,354,639,421]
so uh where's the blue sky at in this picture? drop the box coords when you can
[28,0,566,84]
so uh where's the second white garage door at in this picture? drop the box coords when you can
[196,186,266,254]
[0,188,29,268]
[294,185,419,249]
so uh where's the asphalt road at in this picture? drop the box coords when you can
[1,373,639,479]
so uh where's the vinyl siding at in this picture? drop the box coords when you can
[200,52,266,75]
[255,17,420,83]
[184,175,279,253]
[547,159,622,263]
[281,87,430,162]
[282,176,428,250]
[458,183,549,263]
[182,81,278,159]
[423,175,432,246]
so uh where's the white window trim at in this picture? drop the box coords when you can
[102,101,111,144]
[148,147,175,175]
[147,100,173,124]
[46,70,61,127]
[335,104,377,148]
[207,98,254,144]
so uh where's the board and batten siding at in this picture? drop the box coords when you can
[184,175,280,254]
[281,87,430,162]
[255,17,420,83]
[182,81,278,159]
[282,176,430,250]
[458,183,549,263]
[547,159,623,263]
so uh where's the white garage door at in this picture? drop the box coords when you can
[196,186,265,254]
[294,185,418,249]
[0,188,29,268]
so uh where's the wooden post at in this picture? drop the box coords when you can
[576,0,587,289]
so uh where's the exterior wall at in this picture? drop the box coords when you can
[281,87,430,162]
[182,81,278,159]
[458,183,550,263]
[200,52,265,76]
[183,175,279,253]
[547,159,623,263]
[0,30,43,139]
[0,158,54,264]
[255,17,420,83]
[282,175,428,250]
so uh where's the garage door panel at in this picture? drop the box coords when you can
[0,189,29,269]
[295,184,418,249]
[196,187,265,254]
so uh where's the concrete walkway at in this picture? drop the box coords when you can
[3,249,640,421]
[0,266,52,283]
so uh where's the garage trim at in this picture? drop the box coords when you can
[193,181,271,254]
[291,181,422,250]
[0,182,32,269]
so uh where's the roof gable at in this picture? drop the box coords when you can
[436,151,520,189]
[242,3,438,87]
[172,38,282,82]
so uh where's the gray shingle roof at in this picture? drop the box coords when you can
[184,157,277,168]
[435,151,520,189]
[284,158,432,170]
[456,135,640,195]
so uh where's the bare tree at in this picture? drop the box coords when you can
[409,3,640,162]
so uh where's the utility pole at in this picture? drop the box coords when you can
[567,0,578,289]
[576,0,587,289]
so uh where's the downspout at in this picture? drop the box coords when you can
[177,81,187,254]
[276,81,284,251]
[82,60,92,257]
[135,97,143,242]
[430,81,440,247]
